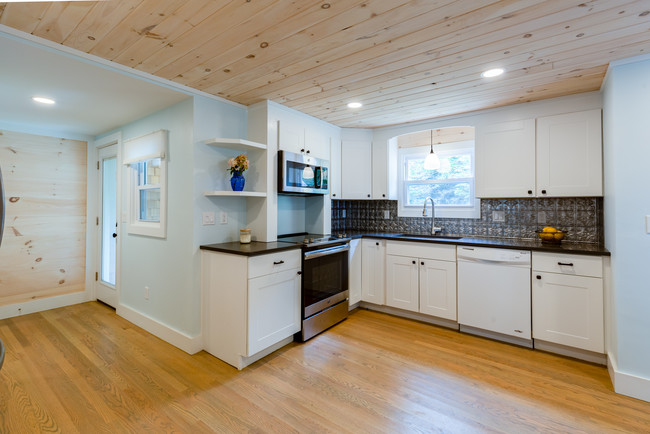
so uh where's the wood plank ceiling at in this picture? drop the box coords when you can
[1,0,649,128]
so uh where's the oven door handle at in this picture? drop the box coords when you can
[304,244,350,260]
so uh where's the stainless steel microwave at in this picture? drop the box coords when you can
[278,150,329,195]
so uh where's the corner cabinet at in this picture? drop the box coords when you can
[532,252,604,354]
[348,239,362,307]
[361,239,385,304]
[202,249,302,369]
[476,109,603,198]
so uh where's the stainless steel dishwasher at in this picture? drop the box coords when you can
[457,246,532,347]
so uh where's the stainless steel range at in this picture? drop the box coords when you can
[278,233,351,341]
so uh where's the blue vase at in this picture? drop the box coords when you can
[230,172,245,191]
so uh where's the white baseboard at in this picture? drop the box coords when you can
[608,352,650,403]
[0,291,92,320]
[117,304,203,355]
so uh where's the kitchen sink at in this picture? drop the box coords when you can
[395,234,464,240]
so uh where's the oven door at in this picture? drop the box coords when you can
[303,244,349,318]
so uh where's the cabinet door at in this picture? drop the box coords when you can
[361,239,385,305]
[278,117,305,155]
[536,109,602,197]
[372,137,388,199]
[304,127,330,160]
[341,140,372,199]
[385,255,419,312]
[475,119,536,198]
[348,239,362,307]
[248,268,301,356]
[419,259,457,320]
[532,271,604,353]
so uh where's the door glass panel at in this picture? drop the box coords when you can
[101,157,117,286]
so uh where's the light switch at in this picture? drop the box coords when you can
[220,212,228,224]
[383,210,390,219]
[202,212,215,225]
[537,211,547,224]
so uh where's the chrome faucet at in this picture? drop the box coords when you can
[422,196,442,235]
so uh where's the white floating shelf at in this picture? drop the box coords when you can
[202,138,266,151]
[204,191,267,198]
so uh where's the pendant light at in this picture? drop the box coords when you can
[423,130,440,170]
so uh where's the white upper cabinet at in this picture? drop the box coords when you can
[475,119,536,198]
[536,109,602,197]
[341,139,373,199]
[476,109,603,198]
[276,109,330,160]
[330,137,342,199]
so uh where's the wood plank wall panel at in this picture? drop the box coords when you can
[0,130,87,306]
[1,0,650,128]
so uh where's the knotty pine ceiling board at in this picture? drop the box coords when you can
[1,0,649,128]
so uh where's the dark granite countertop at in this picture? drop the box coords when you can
[200,241,301,256]
[342,232,610,256]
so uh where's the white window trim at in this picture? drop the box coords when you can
[123,131,168,238]
[397,140,481,219]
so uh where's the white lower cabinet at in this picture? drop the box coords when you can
[202,249,302,369]
[532,252,604,353]
[361,239,385,304]
[385,241,457,321]
[348,239,362,307]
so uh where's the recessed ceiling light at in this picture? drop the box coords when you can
[481,68,505,78]
[32,96,56,105]
[347,102,363,109]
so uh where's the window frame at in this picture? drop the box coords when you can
[397,140,481,219]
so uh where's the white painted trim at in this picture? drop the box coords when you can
[117,303,203,355]
[608,352,650,403]
[0,25,244,109]
[0,291,92,320]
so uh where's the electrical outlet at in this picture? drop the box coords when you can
[220,212,228,224]
[537,211,547,224]
[202,211,215,225]
[144,286,150,300]
[383,210,390,219]
[492,210,505,222]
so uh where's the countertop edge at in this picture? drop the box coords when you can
[349,233,610,256]
[200,242,302,257]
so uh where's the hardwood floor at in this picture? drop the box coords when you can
[0,302,649,433]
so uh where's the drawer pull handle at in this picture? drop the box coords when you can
[557,262,574,266]
[273,260,285,265]
[297,271,302,275]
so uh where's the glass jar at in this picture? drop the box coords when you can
[240,228,251,244]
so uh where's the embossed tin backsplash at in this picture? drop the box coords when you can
[331,198,604,244]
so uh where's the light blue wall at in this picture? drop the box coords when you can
[102,97,199,335]
[603,58,650,382]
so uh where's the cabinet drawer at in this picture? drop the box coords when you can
[532,252,602,278]
[386,240,456,261]
[248,250,301,279]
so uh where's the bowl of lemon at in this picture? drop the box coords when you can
[536,226,567,244]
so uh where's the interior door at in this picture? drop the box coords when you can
[97,144,119,307]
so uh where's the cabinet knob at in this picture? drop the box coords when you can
[367,194,371,198]
[306,150,310,154]
[376,242,379,246]
[382,194,386,197]
[536,275,542,280]
[541,189,547,195]
[527,190,533,195]
[297,271,302,275]
[332,194,336,197]
[300,148,305,153]
[412,260,416,265]
[421,261,424,265]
